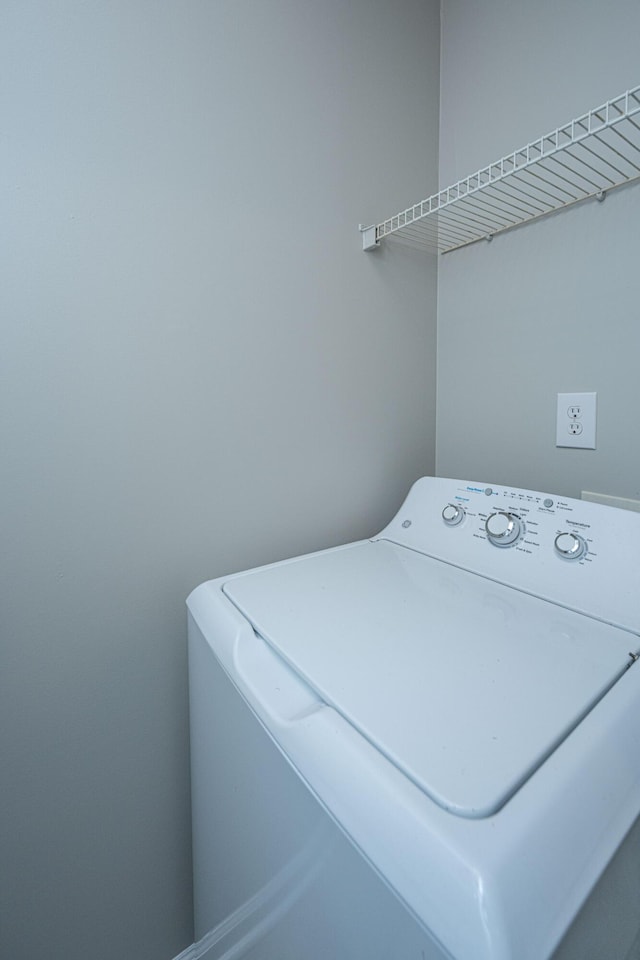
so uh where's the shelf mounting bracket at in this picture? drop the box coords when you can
[360,224,379,251]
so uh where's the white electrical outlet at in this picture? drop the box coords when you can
[556,392,597,449]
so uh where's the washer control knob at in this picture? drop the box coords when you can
[554,531,588,561]
[485,511,523,547]
[442,503,465,526]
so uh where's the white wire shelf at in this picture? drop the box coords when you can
[361,84,640,254]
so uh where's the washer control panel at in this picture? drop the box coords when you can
[377,477,640,632]
[437,485,596,562]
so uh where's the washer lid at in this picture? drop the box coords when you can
[223,540,635,817]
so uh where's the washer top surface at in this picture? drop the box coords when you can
[223,539,633,817]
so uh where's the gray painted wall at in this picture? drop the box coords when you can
[0,3,439,958]
[437,0,640,500]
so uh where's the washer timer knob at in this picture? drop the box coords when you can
[554,532,588,561]
[442,503,465,526]
[485,511,523,547]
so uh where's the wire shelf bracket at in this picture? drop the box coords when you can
[361,84,640,254]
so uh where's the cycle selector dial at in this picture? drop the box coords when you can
[554,531,588,561]
[442,503,465,526]
[485,511,523,547]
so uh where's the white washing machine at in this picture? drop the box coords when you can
[187,477,640,960]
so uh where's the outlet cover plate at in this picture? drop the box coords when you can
[556,392,597,449]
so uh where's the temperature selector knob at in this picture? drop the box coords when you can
[485,511,523,547]
[442,503,465,526]
[554,531,588,561]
